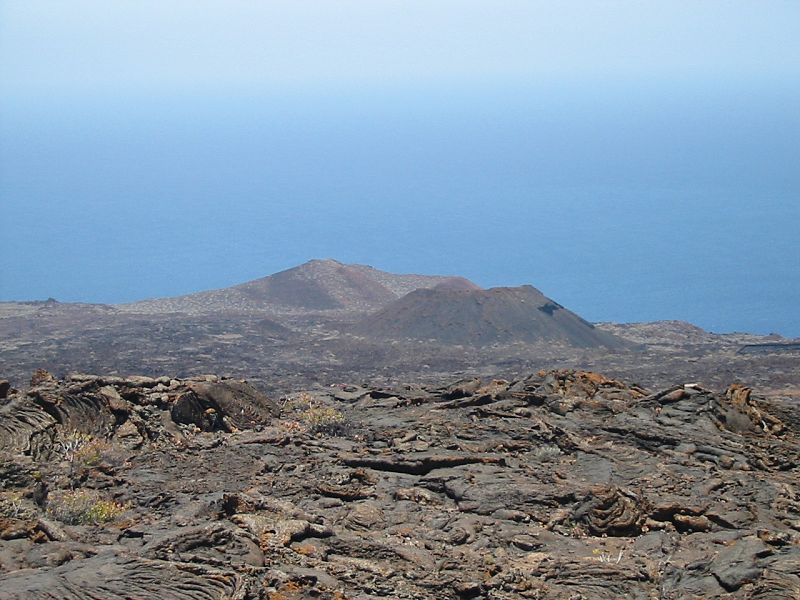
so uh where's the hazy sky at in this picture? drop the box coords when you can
[3,1,798,93]
[1,2,799,335]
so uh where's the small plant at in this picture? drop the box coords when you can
[73,439,106,467]
[46,489,128,525]
[0,491,33,520]
[530,444,562,461]
[283,393,348,435]
[301,405,345,433]
[84,498,129,524]
[592,548,625,564]
[278,420,306,434]
[57,432,94,464]
[56,431,127,473]
[282,392,315,413]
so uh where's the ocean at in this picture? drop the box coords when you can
[1,81,798,336]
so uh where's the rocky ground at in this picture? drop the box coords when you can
[1,368,798,598]
[3,300,799,401]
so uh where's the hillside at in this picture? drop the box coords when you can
[118,259,478,316]
[352,285,626,348]
[6,260,797,395]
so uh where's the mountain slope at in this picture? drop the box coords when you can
[351,285,626,348]
[119,259,479,315]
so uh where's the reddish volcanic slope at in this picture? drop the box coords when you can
[120,259,480,315]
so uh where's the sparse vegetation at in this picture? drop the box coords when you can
[0,491,32,520]
[530,444,561,461]
[301,405,346,433]
[73,438,105,467]
[592,548,625,564]
[283,392,348,435]
[46,489,128,525]
[56,431,127,473]
[56,431,94,462]
[1,364,797,596]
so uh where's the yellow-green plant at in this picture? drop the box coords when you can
[73,438,105,467]
[84,498,129,524]
[46,489,128,525]
[283,392,347,435]
[301,405,345,431]
[282,392,315,413]
[57,431,126,471]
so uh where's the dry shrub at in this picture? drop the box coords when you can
[283,393,348,435]
[300,405,345,433]
[57,431,127,471]
[0,491,34,520]
[57,432,94,463]
[46,489,128,525]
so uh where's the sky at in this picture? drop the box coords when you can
[2,1,798,91]
[1,1,799,335]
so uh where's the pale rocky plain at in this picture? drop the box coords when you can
[1,259,798,598]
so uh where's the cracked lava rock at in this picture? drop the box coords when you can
[0,369,798,598]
